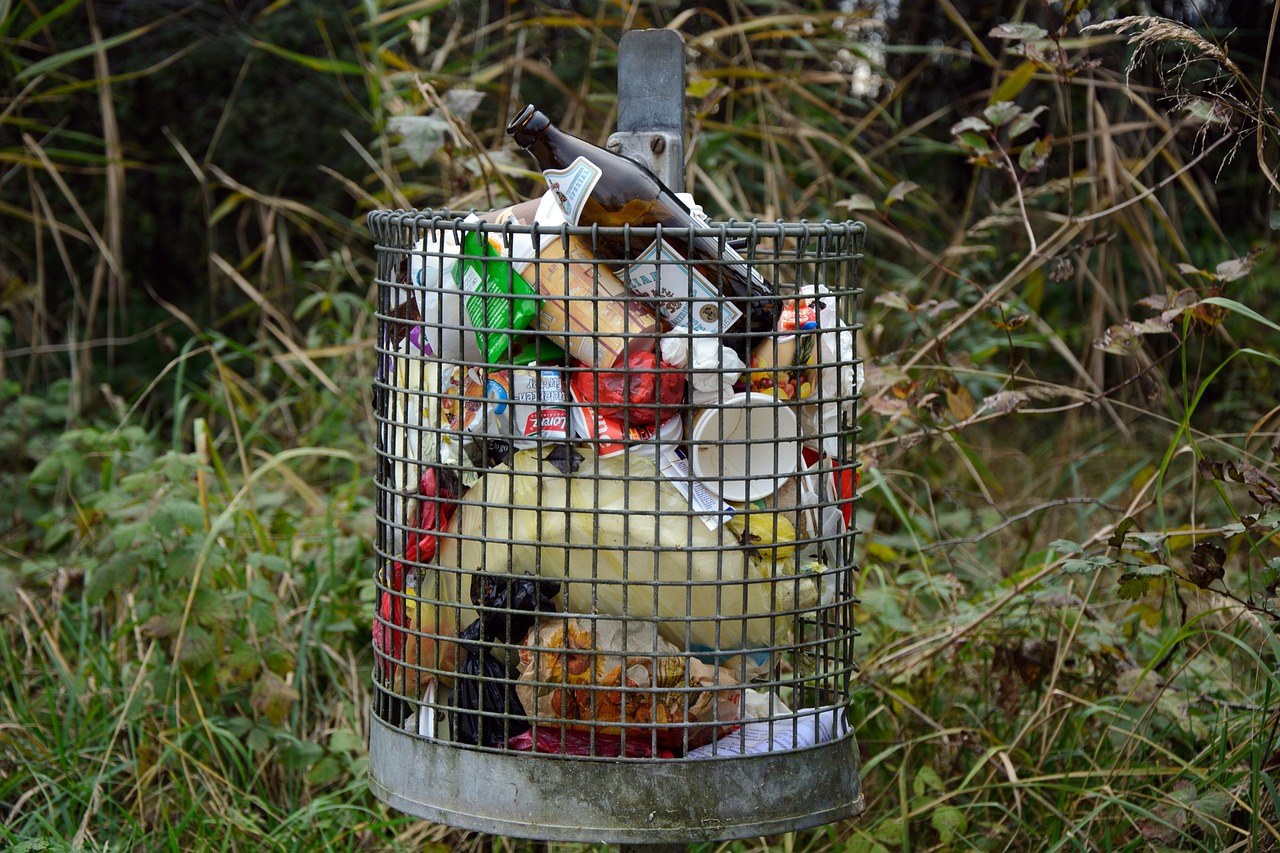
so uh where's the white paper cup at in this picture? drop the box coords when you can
[689,392,800,502]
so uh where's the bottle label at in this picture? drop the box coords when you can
[543,156,602,226]
[625,239,744,335]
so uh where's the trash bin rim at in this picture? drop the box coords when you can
[367,207,868,243]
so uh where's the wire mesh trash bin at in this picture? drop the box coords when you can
[367,206,866,844]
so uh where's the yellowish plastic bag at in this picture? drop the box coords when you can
[436,448,802,658]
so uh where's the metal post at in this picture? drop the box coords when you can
[606,28,686,189]
[612,30,688,853]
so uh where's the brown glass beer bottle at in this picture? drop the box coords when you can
[507,105,778,358]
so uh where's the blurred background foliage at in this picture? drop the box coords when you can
[2,0,1279,850]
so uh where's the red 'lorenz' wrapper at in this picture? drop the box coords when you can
[568,348,685,426]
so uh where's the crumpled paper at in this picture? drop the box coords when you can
[515,617,741,751]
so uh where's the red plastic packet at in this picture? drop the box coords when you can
[373,468,457,667]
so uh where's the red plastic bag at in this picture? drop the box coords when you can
[506,725,675,758]
[568,347,684,426]
[373,467,458,677]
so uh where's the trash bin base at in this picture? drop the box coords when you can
[368,713,865,844]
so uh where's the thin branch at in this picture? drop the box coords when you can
[1000,145,1038,255]
[1073,127,1235,223]
[921,498,1128,553]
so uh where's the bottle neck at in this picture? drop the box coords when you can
[526,122,591,173]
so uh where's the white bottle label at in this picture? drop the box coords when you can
[625,239,744,335]
[543,156,602,226]
[660,447,734,530]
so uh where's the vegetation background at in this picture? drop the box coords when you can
[3,0,1279,850]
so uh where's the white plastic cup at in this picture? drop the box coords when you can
[689,392,800,502]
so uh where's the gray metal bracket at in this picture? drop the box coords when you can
[606,28,687,189]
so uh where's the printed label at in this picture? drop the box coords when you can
[543,156,603,226]
[511,369,568,447]
[624,239,744,335]
[660,447,735,530]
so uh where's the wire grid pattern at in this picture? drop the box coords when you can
[370,209,863,762]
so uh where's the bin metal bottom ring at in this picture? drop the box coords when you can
[368,713,865,843]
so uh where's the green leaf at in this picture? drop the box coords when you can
[282,739,324,769]
[217,638,263,687]
[176,625,217,670]
[1108,516,1136,550]
[1201,296,1280,333]
[1116,575,1150,600]
[142,610,184,639]
[950,116,991,137]
[388,114,450,167]
[262,642,295,677]
[1049,539,1082,554]
[252,671,299,725]
[1009,105,1049,139]
[687,76,718,99]
[931,805,968,842]
[838,193,878,212]
[249,39,364,76]
[1117,572,1157,600]
[16,20,163,81]
[157,500,209,534]
[1063,555,1110,574]
[306,755,344,786]
[1018,136,1053,173]
[993,61,1038,102]
[7,840,51,853]
[846,833,892,853]
[328,729,363,755]
[249,552,291,575]
[958,132,993,156]
[983,100,1022,128]
[913,764,945,797]
[86,551,139,603]
[443,89,484,121]
[872,817,905,846]
[885,181,919,207]
[41,520,76,552]
[990,23,1049,41]
[191,587,236,627]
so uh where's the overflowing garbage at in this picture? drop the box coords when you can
[374,106,861,757]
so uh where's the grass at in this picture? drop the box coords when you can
[3,0,1280,850]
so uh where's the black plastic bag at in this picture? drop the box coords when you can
[449,573,561,747]
[470,572,561,643]
[449,620,526,746]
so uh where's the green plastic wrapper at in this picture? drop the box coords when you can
[455,229,540,363]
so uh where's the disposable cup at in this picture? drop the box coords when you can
[689,392,800,502]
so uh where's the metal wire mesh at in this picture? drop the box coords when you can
[368,207,864,841]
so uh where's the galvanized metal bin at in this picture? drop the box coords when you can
[367,207,865,845]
